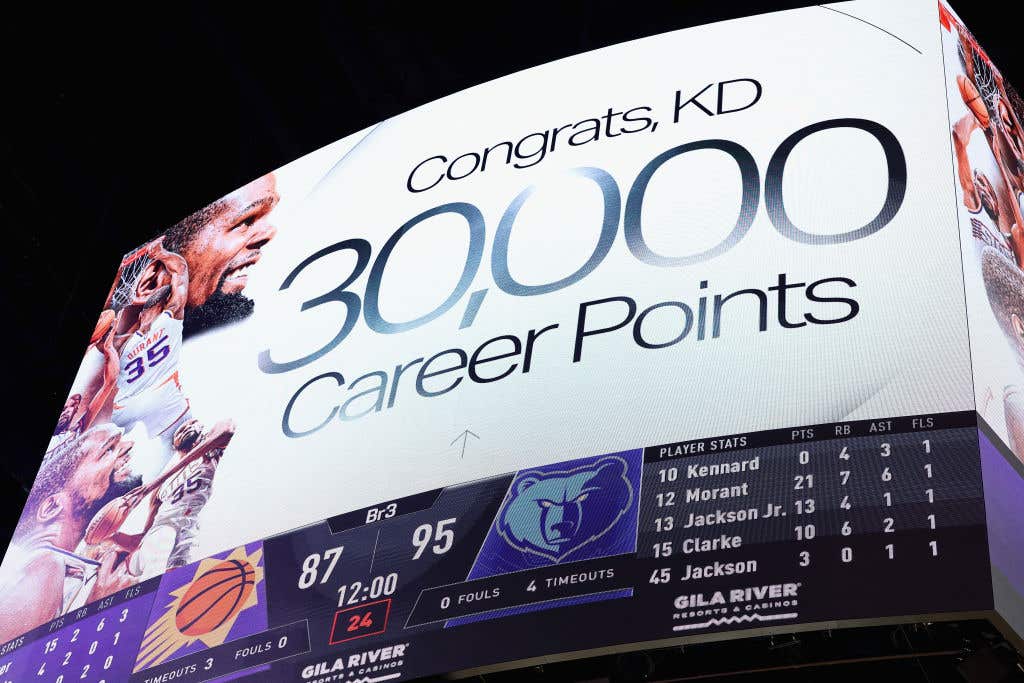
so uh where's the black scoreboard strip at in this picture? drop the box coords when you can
[326,489,445,535]
[0,411,994,683]
[645,411,977,462]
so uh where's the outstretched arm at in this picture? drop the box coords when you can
[953,114,983,212]
[83,420,236,547]
[128,419,235,503]
[108,494,161,554]
[148,238,190,319]
[87,549,136,604]
[80,325,120,431]
[189,419,236,459]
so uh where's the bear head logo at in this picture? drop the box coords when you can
[497,456,634,563]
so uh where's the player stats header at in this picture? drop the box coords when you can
[0,0,1006,676]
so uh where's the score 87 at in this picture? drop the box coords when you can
[412,518,456,560]
[298,545,345,589]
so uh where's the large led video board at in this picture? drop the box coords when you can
[1,1,1021,680]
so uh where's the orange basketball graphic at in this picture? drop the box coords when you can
[90,309,115,344]
[958,74,991,128]
[174,559,256,636]
[134,547,265,673]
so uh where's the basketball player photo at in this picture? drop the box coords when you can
[80,419,237,580]
[0,172,284,641]
[44,322,119,458]
[107,238,192,454]
[0,425,142,642]
[942,4,1024,462]
[157,173,280,338]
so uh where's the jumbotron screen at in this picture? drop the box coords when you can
[3,1,1024,681]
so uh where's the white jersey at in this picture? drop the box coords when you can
[154,455,218,523]
[150,450,223,567]
[49,546,100,614]
[112,311,188,437]
[0,542,99,619]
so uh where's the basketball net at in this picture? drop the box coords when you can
[109,246,153,312]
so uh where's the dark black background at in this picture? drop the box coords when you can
[0,1,1018,560]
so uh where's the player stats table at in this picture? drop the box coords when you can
[0,411,992,682]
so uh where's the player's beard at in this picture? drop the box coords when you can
[54,410,74,434]
[75,473,143,529]
[183,288,255,339]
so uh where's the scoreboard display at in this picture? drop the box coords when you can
[0,412,995,682]
[5,0,1024,680]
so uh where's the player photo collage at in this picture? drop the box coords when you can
[0,174,282,643]
[940,4,1024,461]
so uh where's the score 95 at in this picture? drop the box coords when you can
[412,518,456,560]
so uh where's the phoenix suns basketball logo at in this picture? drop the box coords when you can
[133,544,266,672]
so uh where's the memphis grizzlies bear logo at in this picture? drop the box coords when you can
[497,456,634,563]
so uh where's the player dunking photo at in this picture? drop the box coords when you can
[951,35,1024,265]
[943,5,1024,463]
[0,426,141,642]
[50,237,193,464]
[136,419,234,572]
[83,419,236,580]
[108,238,192,451]
[2,172,283,640]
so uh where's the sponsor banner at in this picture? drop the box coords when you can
[2,0,1016,678]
